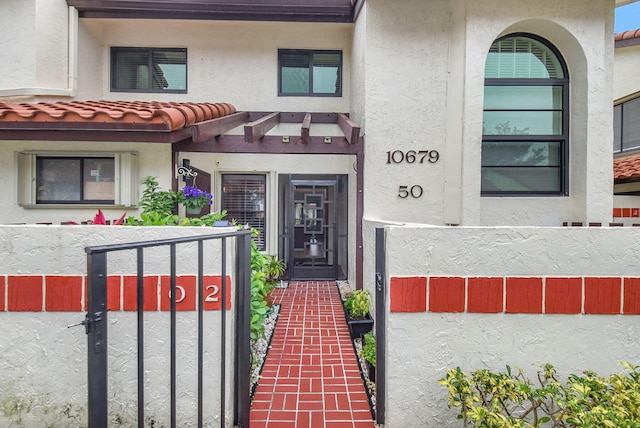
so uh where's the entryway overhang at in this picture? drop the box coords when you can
[0,100,365,289]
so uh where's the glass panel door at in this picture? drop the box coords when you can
[288,179,339,280]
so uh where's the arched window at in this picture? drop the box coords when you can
[481,34,569,195]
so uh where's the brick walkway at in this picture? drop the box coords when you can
[249,281,375,428]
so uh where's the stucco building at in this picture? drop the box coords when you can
[1,0,639,426]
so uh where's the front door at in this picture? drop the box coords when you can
[282,176,348,280]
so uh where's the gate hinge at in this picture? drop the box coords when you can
[375,273,383,292]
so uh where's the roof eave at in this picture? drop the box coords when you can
[67,0,356,23]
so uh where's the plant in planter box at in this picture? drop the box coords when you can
[361,332,376,382]
[344,289,371,319]
[343,289,373,340]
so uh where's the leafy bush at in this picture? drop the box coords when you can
[344,289,371,319]
[439,362,640,427]
[125,177,226,226]
[138,176,181,215]
[247,228,285,341]
[361,332,376,367]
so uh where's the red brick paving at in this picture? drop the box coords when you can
[250,281,374,428]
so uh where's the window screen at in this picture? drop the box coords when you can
[279,49,342,97]
[221,174,267,250]
[111,47,187,93]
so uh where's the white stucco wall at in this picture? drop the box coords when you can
[81,18,352,112]
[360,0,615,227]
[614,44,640,101]
[0,225,240,427]
[369,220,640,426]
[0,141,173,225]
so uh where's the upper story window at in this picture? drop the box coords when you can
[278,49,342,97]
[18,152,138,207]
[111,47,187,93]
[481,34,569,196]
[614,96,640,153]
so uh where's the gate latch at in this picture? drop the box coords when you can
[67,311,102,335]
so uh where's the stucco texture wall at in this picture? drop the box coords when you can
[614,44,640,101]
[360,0,615,227]
[373,221,640,426]
[80,18,352,112]
[0,141,172,225]
[0,226,239,426]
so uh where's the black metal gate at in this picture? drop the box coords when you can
[82,229,252,428]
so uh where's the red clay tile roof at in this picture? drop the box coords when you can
[615,29,640,47]
[0,100,236,131]
[615,29,640,42]
[614,154,640,181]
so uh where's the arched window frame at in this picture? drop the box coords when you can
[482,33,569,196]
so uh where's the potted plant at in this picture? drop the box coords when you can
[343,289,374,340]
[361,332,376,383]
[181,185,213,215]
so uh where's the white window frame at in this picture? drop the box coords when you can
[17,151,138,207]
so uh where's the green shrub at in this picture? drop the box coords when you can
[139,176,181,215]
[439,362,640,427]
[344,289,370,319]
[361,332,376,367]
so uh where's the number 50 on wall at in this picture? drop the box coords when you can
[161,275,232,311]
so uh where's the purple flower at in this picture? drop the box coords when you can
[181,185,213,208]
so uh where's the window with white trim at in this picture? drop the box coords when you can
[17,152,138,206]
[221,174,266,250]
[482,34,569,195]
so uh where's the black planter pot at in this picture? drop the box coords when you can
[347,313,373,341]
[366,361,376,383]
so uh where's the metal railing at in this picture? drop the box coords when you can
[375,227,386,425]
[83,229,252,428]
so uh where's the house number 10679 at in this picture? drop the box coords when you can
[386,150,439,164]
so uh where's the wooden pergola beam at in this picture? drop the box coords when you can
[301,113,312,144]
[337,113,360,144]
[244,112,280,143]
[191,111,249,142]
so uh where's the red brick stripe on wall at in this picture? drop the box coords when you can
[45,276,83,311]
[123,275,159,311]
[107,276,122,311]
[389,276,427,312]
[429,277,465,312]
[467,277,503,313]
[506,277,543,314]
[1,275,232,312]
[624,278,640,314]
[545,277,582,314]
[391,276,638,315]
[0,276,5,312]
[8,276,43,311]
[584,277,621,314]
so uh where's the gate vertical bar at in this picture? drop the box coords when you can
[170,244,177,427]
[220,238,227,428]
[234,233,251,427]
[86,250,108,428]
[197,240,204,428]
[137,248,145,428]
[375,227,386,424]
